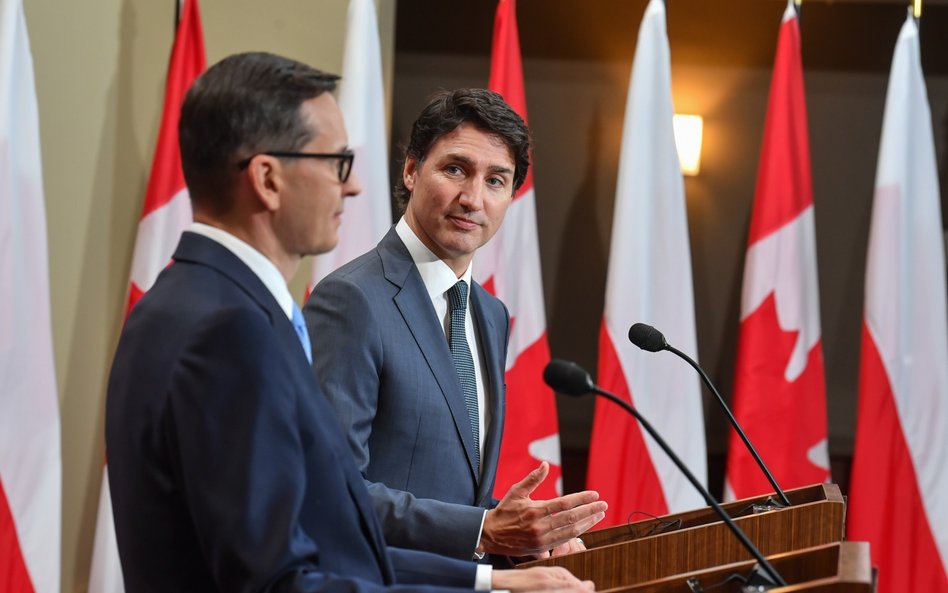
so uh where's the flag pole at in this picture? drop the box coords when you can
[913,0,922,20]
[175,0,182,29]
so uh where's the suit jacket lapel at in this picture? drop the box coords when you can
[470,282,507,504]
[378,229,480,483]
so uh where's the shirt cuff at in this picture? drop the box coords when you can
[473,509,487,560]
[475,564,492,591]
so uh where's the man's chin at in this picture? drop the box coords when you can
[308,236,338,257]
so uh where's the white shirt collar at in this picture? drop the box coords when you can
[395,217,474,301]
[188,222,295,320]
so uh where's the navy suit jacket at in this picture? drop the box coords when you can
[304,227,509,559]
[106,232,478,593]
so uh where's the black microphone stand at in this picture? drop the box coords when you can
[591,385,787,588]
[662,343,792,508]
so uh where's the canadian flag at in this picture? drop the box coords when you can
[88,2,205,591]
[847,12,948,592]
[586,0,705,525]
[308,0,392,294]
[0,1,61,591]
[724,0,829,500]
[476,0,561,498]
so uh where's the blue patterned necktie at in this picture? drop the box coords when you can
[447,280,480,474]
[291,304,313,364]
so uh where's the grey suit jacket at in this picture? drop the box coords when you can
[304,227,509,559]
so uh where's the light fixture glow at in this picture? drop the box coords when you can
[673,114,703,176]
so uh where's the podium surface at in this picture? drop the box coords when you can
[522,484,846,589]
[602,542,871,593]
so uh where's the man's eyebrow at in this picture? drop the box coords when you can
[487,165,514,176]
[442,152,513,176]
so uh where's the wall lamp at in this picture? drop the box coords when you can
[673,114,703,176]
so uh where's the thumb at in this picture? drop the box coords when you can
[504,461,549,500]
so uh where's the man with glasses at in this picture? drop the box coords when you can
[304,89,606,563]
[106,52,593,593]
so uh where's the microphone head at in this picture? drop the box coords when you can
[543,359,596,396]
[628,323,667,352]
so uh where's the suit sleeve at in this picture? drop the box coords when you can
[164,308,474,593]
[304,275,486,560]
[389,548,479,588]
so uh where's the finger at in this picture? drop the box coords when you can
[544,511,607,547]
[545,566,582,583]
[549,541,571,557]
[503,461,550,500]
[547,500,608,530]
[542,489,601,514]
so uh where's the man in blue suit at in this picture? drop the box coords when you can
[106,52,593,593]
[304,90,606,561]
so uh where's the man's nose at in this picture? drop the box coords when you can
[458,178,485,210]
[343,171,363,198]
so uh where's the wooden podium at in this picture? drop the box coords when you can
[521,484,847,589]
[603,542,872,593]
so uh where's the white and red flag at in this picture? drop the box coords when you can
[586,0,705,525]
[308,0,392,294]
[848,12,948,591]
[88,2,205,591]
[724,0,829,500]
[476,0,561,498]
[0,0,61,591]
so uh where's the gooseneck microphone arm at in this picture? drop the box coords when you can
[629,323,792,508]
[663,343,791,508]
[543,360,787,588]
[590,385,787,587]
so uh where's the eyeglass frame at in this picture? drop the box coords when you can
[237,150,355,183]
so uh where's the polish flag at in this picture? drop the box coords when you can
[476,0,561,498]
[308,0,392,294]
[847,12,948,592]
[88,2,205,591]
[724,0,829,501]
[586,0,705,525]
[0,1,61,591]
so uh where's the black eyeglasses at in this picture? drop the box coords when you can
[238,150,355,183]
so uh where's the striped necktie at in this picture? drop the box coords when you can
[447,280,479,474]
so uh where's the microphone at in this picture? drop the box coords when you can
[542,359,594,396]
[543,359,786,588]
[627,323,791,508]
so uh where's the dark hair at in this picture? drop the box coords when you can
[179,52,339,213]
[393,88,531,210]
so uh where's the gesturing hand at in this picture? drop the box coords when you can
[477,462,607,557]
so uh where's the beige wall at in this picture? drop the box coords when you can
[21,1,395,591]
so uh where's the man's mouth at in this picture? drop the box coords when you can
[448,215,479,230]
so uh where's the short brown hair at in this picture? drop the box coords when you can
[394,88,531,211]
[179,52,339,213]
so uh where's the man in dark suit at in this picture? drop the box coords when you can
[304,89,607,561]
[106,52,592,593]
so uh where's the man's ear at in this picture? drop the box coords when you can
[245,155,282,212]
[403,156,418,193]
